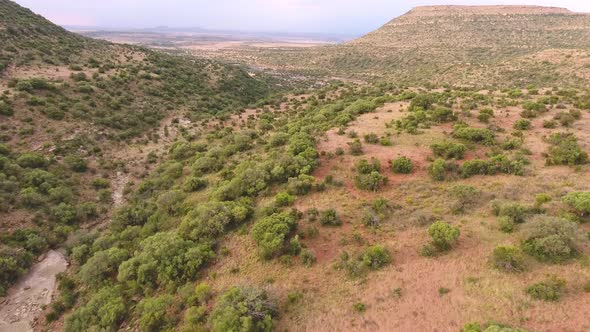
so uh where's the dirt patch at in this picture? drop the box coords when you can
[0,251,67,332]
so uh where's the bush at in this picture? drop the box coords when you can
[491,200,528,223]
[182,176,207,192]
[320,209,341,226]
[355,171,386,191]
[525,276,566,301]
[274,191,295,207]
[491,245,526,272]
[353,302,366,313]
[427,221,460,251]
[545,133,588,166]
[543,120,557,128]
[498,216,516,233]
[364,133,379,144]
[209,286,276,332]
[64,286,126,332]
[183,305,207,330]
[391,157,413,174]
[431,141,466,160]
[79,247,129,288]
[461,323,528,332]
[64,155,87,172]
[452,125,495,145]
[521,215,586,263]
[17,153,48,168]
[356,158,381,174]
[301,249,317,267]
[428,158,447,181]
[562,192,590,217]
[91,178,110,189]
[513,119,531,130]
[251,212,297,259]
[359,245,391,270]
[337,245,391,277]
[448,184,478,214]
[348,139,363,156]
[117,232,214,290]
[137,295,175,332]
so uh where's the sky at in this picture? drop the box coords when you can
[13,0,590,35]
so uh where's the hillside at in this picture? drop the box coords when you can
[0,0,275,320]
[204,5,590,88]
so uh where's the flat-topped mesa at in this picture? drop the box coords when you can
[406,5,572,16]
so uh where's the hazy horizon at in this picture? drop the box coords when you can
[13,0,590,35]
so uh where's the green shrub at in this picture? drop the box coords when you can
[364,133,379,144]
[274,191,296,207]
[543,119,557,128]
[462,323,528,332]
[545,133,588,166]
[427,221,460,251]
[356,158,381,174]
[492,200,528,224]
[562,192,590,217]
[79,247,129,288]
[182,176,207,192]
[117,232,214,290]
[183,305,207,330]
[17,153,48,168]
[428,158,447,181]
[301,249,317,267]
[526,276,566,301]
[137,295,175,332]
[513,119,531,130]
[431,141,467,160]
[355,171,386,191]
[348,139,363,156]
[498,216,516,233]
[452,125,495,145]
[209,286,276,332]
[521,215,586,262]
[251,212,297,259]
[337,245,391,277]
[535,193,552,206]
[64,286,126,332]
[448,184,478,214]
[391,157,413,174]
[320,209,341,226]
[353,302,366,313]
[359,245,391,270]
[91,178,110,189]
[491,245,526,272]
[64,155,87,172]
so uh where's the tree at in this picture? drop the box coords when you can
[65,286,126,332]
[137,295,175,332]
[251,212,297,259]
[210,286,276,332]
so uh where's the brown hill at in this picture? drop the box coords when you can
[230,5,590,87]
